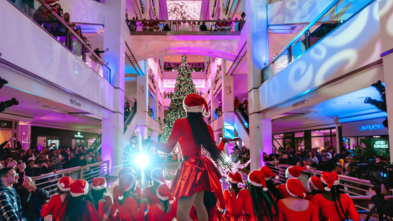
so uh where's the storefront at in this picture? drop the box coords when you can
[273,128,337,151]
[31,126,99,149]
[341,118,388,150]
[0,119,19,148]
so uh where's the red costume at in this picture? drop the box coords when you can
[152,118,225,198]
[143,186,160,206]
[277,200,318,221]
[312,194,359,221]
[40,194,66,220]
[145,200,177,221]
[237,189,256,221]
[223,189,242,220]
[277,184,290,198]
[98,195,116,220]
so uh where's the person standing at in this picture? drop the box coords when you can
[234,96,240,109]
[0,167,26,221]
[223,172,243,221]
[306,176,324,201]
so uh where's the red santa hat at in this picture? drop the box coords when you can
[57,176,73,192]
[151,168,166,183]
[321,172,340,191]
[118,173,135,200]
[118,167,136,178]
[286,178,307,198]
[248,170,268,191]
[307,176,324,193]
[259,166,280,180]
[227,172,243,184]
[183,94,210,117]
[285,166,309,179]
[156,184,175,205]
[70,179,89,197]
[91,177,107,191]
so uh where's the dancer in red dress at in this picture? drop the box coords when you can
[306,176,324,201]
[143,168,165,206]
[145,183,177,221]
[58,179,98,221]
[277,178,318,221]
[113,167,143,202]
[312,172,360,221]
[115,173,146,221]
[146,93,236,221]
[276,166,308,199]
[223,172,244,221]
[41,176,73,220]
[87,177,115,220]
[259,166,282,200]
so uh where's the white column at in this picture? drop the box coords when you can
[246,0,269,170]
[145,0,150,19]
[102,0,127,175]
[378,0,393,163]
[136,60,149,139]
[222,60,234,153]
[335,124,341,153]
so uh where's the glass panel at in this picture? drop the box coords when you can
[295,132,304,138]
[331,135,337,150]
[274,138,284,148]
[273,134,284,138]
[311,137,325,150]
[324,136,332,149]
[295,138,305,151]
[311,129,331,137]
[331,128,336,135]
[273,49,290,74]
[291,35,306,60]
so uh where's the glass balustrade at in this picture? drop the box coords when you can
[7,0,111,83]
[262,0,375,83]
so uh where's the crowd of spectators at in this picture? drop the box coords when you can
[230,146,250,164]
[234,97,249,114]
[124,100,137,121]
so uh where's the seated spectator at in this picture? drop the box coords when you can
[200,22,208,31]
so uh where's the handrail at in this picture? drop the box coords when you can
[36,0,111,75]
[262,0,341,70]
[124,103,137,133]
[235,109,249,133]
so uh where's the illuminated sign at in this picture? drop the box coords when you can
[358,124,385,131]
[74,132,83,138]
[374,140,389,149]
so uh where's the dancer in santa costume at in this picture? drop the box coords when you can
[223,171,244,221]
[144,183,177,221]
[114,173,145,221]
[306,176,324,201]
[276,166,309,199]
[259,166,282,200]
[145,93,238,221]
[87,177,116,221]
[113,167,143,202]
[59,179,98,221]
[277,178,318,221]
[143,168,165,206]
[312,172,360,221]
[41,176,73,220]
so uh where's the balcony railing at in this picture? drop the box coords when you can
[126,19,245,34]
[261,0,375,84]
[7,0,111,83]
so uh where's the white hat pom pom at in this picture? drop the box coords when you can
[169,200,174,205]
[306,165,310,169]
[275,176,280,180]
[60,183,65,187]
[324,187,331,192]
[203,111,210,117]
[263,187,268,191]
[118,195,124,200]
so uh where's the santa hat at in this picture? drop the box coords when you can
[118,167,136,178]
[151,168,166,183]
[70,179,89,197]
[307,176,324,193]
[259,166,280,180]
[248,170,268,191]
[321,172,340,192]
[227,172,243,184]
[57,176,73,192]
[91,177,107,191]
[183,94,210,117]
[286,178,307,198]
[156,184,175,205]
[285,166,309,179]
[118,173,135,200]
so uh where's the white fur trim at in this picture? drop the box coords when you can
[248,175,262,187]
[333,179,340,186]
[92,182,107,190]
[263,187,268,191]
[228,176,240,184]
[118,195,124,200]
[184,104,204,113]
[285,168,300,179]
[57,181,70,192]
[203,111,210,117]
[265,177,271,180]
[307,178,320,193]
[156,189,170,201]
[169,200,174,205]
[306,165,310,169]
[325,187,331,192]
[285,179,298,197]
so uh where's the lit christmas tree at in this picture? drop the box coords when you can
[160,55,196,143]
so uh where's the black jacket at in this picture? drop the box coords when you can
[371,194,393,217]
[17,188,49,221]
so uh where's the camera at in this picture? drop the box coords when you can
[0,98,19,112]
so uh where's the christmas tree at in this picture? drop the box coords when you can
[160,55,197,143]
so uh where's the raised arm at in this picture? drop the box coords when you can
[151,120,182,154]
[207,125,225,151]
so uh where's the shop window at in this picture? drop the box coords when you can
[311,129,331,136]
[295,132,304,138]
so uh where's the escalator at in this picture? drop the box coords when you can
[234,108,250,148]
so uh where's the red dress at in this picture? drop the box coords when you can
[115,195,146,221]
[312,194,360,221]
[57,201,98,221]
[41,194,66,220]
[143,186,160,206]
[277,200,318,221]
[98,195,116,220]
[144,200,177,221]
[237,189,256,221]
[223,189,242,221]
[113,185,143,201]
[277,184,290,198]
[153,118,224,198]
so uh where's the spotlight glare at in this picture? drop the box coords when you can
[136,154,148,168]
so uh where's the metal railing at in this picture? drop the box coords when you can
[261,0,375,84]
[126,19,245,33]
[89,133,102,153]
[7,0,111,83]
[235,109,249,133]
[124,103,137,133]
[31,161,110,197]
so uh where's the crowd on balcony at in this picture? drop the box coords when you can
[235,97,249,113]
[164,62,205,72]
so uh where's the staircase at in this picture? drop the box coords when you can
[234,108,250,148]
